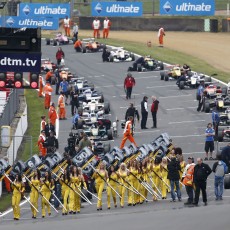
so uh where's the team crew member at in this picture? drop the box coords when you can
[193,158,212,206]
[212,109,220,137]
[151,96,159,128]
[141,96,148,129]
[11,174,25,220]
[107,166,118,209]
[58,92,67,120]
[70,86,79,116]
[93,163,108,210]
[56,47,65,66]
[204,123,215,160]
[120,116,137,149]
[182,157,195,205]
[40,171,54,218]
[44,119,55,137]
[72,22,79,41]
[60,78,69,105]
[44,81,53,109]
[40,115,46,132]
[197,80,205,112]
[103,17,111,39]
[38,75,44,97]
[158,26,165,47]
[92,17,100,38]
[48,103,58,126]
[117,163,128,208]
[125,103,140,123]
[221,143,230,171]
[60,169,70,215]
[46,131,59,155]
[45,69,53,82]
[30,170,41,219]
[212,155,228,200]
[63,16,71,37]
[74,39,82,52]
[124,73,136,100]
[38,130,47,157]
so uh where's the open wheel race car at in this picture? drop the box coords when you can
[46,32,74,46]
[41,58,57,73]
[82,38,104,53]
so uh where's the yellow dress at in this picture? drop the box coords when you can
[60,178,70,214]
[30,178,40,217]
[118,170,128,207]
[69,175,81,212]
[12,182,25,219]
[107,172,118,208]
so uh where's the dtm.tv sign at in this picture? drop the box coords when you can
[92,2,143,17]
[160,0,215,16]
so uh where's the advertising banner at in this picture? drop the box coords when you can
[0,16,59,30]
[91,2,143,17]
[160,0,215,16]
[19,3,70,18]
[0,53,41,72]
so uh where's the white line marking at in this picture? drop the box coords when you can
[168,120,205,124]
[135,130,161,134]
[96,84,123,88]
[166,108,185,111]
[136,76,158,79]
[146,85,176,89]
[159,94,192,99]
[170,134,204,138]
[120,93,141,97]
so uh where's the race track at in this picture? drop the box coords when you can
[1,40,230,229]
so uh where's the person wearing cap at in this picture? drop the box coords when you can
[124,73,136,100]
[38,130,47,157]
[197,80,205,112]
[40,115,46,132]
[48,103,58,126]
[141,96,148,129]
[182,157,195,205]
[58,92,67,120]
[151,96,159,128]
[44,80,53,109]
[103,17,111,39]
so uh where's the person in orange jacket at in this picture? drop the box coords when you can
[120,116,137,149]
[158,26,165,47]
[38,75,44,97]
[38,130,47,157]
[48,103,58,126]
[45,69,53,82]
[44,81,53,109]
[40,115,46,132]
[92,17,100,38]
[103,17,111,39]
[58,91,67,120]
[74,39,83,52]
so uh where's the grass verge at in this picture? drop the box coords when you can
[0,194,11,212]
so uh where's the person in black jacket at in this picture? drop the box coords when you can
[221,143,230,172]
[46,131,59,155]
[141,96,148,129]
[70,86,79,116]
[167,156,182,202]
[44,119,55,137]
[193,158,212,206]
[125,103,140,122]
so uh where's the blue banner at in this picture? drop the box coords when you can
[91,2,143,17]
[19,3,70,18]
[0,53,41,72]
[160,0,215,16]
[0,16,59,30]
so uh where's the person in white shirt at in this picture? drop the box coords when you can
[63,16,71,37]
[92,17,100,38]
[141,96,148,129]
[72,22,79,41]
[103,17,111,39]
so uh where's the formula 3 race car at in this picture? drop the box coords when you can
[46,32,74,46]
[82,38,104,53]
[106,47,135,62]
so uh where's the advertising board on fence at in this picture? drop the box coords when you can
[0,16,59,30]
[19,3,70,18]
[0,53,41,72]
[91,2,143,17]
[160,0,215,16]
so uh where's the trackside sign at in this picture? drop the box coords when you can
[160,0,215,16]
[91,2,143,17]
[19,3,70,18]
[0,53,41,72]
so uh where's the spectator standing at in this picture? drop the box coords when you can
[167,156,182,202]
[204,123,215,160]
[197,80,205,112]
[141,96,148,129]
[70,86,79,116]
[150,96,159,128]
[212,109,220,138]
[124,73,135,100]
[72,22,79,41]
[193,158,212,206]
[212,155,228,200]
[56,47,65,66]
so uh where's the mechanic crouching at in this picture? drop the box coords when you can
[132,56,145,71]
[74,39,83,52]
[102,47,110,62]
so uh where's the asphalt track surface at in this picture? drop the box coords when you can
[1,41,230,229]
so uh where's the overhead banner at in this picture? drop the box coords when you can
[0,53,41,72]
[19,3,70,18]
[0,16,59,30]
[91,2,143,17]
[160,0,215,16]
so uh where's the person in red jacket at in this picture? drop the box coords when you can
[151,96,159,128]
[124,73,135,100]
[56,47,65,66]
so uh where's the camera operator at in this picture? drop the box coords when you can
[66,132,77,157]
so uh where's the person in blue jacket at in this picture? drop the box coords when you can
[204,123,215,160]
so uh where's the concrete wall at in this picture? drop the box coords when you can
[79,17,204,32]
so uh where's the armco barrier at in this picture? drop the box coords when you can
[79,16,205,31]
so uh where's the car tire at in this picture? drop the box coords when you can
[224,174,230,189]
[159,62,164,70]
[160,71,165,80]
[53,40,57,46]
[99,95,104,103]
[77,119,84,129]
[78,106,83,115]
[82,47,86,53]
[130,54,135,61]
[109,55,114,62]
[46,38,50,45]
[179,81,185,90]
[104,102,110,114]
[164,75,169,81]
[217,127,224,142]
[137,64,142,72]
[222,87,228,97]
[107,130,113,140]
[204,101,210,113]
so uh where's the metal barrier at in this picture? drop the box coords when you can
[0,89,21,128]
